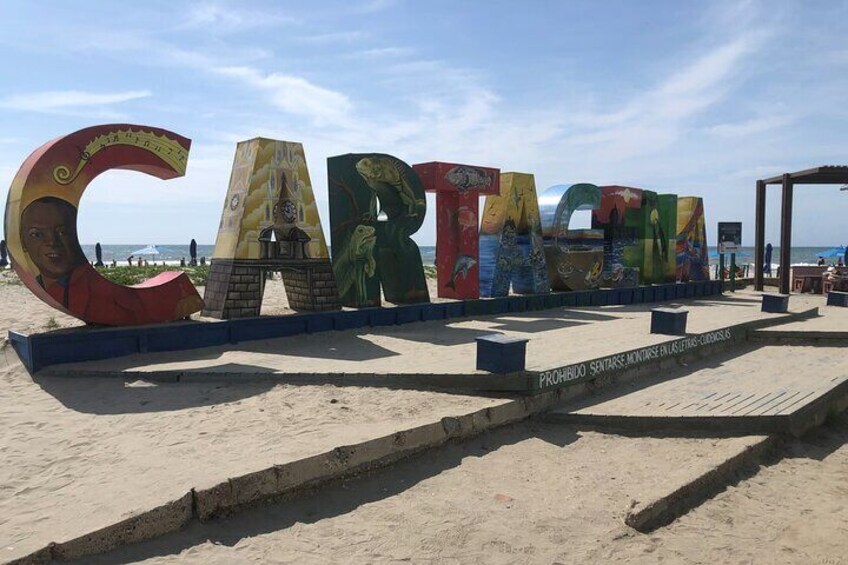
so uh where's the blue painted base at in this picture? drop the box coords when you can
[11,280,724,373]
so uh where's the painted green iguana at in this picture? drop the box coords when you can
[355,157,424,221]
[333,224,377,304]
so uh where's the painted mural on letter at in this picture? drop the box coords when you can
[328,153,429,307]
[675,196,710,281]
[591,186,643,287]
[539,183,605,291]
[478,172,550,297]
[204,138,340,316]
[413,161,499,299]
[4,124,203,326]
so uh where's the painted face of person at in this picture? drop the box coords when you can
[21,198,82,282]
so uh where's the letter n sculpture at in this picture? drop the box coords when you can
[203,138,340,318]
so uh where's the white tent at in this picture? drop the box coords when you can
[131,245,160,256]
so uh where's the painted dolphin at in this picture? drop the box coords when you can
[445,254,477,290]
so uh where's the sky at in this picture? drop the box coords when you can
[1,0,848,247]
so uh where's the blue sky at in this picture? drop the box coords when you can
[1,0,847,246]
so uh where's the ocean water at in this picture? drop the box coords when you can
[78,244,837,269]
[80,244,439,266]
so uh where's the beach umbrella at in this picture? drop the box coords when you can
[189,238,197,266]
[131,244,161,256]
[817,246,845,259]
[94,242,104,267]
[763,243,773,275]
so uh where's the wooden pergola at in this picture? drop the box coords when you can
[755,166,848,294]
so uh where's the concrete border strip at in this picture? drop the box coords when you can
[624,435,781,532]
[3,391,559,565]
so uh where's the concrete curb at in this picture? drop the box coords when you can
[4,392,561,565]
[624,435,781,532]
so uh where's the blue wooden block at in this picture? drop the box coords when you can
[827,291,848,307]
[305,313,334,333]
[642,286,657,302]
[490,298,510,314]
[618,288,634,305]
[575,291,591,307]
[231,316,307,341]
[147,323,231,352]
[508,296,528,312]
[476,333,528,373]
[37,332,140,369]
[395,304,425,324]
[422,303,447,321]
[713,280,724,295]
[8,331,34,372]
[562,292,577,307]
[333,310,369,330]
[761,293,789,313]
[464,300,484,316]
[443,302,465,319]
[651,307,688,336]
[368,308,398,326]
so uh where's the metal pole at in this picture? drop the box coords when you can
[754,180,766,291]
[779,174,793,295]
[730,252,736,292]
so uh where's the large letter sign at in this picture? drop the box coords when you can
[539,183,604,291]
[640,191,678,284]
[203,138,340,319]
[328,153,429,307]
[413,161,499,299]
[478,172,549,297]
[4,124,203,326]
[676,196,710,281]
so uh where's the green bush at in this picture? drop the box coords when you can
[97,265,209,286]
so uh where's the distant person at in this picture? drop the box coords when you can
[763,243,773,276]
[137,257,143,267]
[127,255,133,266]
[180,257,186,267]
[818,257,826,266]
[111,259,117,268]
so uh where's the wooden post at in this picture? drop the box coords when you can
[779,174,793,295]
[754,179,766,290]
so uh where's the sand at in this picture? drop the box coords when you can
[85,422,848,565]
[1,272,846,564]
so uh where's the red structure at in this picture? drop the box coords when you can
[5,124,204,326]
[413,162,500,299]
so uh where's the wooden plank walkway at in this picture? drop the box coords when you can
[545,343,848,436]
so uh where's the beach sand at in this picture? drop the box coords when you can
[1,272,846,564]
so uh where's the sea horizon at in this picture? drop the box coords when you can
[77,244,845,268]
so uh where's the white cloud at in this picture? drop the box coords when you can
[298,31,370,44]
[0,90,151,113]
[355,0,398,14]
[346,46,413,59]
[707,115,793,138]
[178,2,299,32]
[213,66,353,125]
